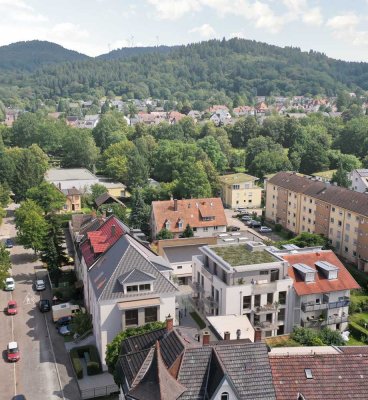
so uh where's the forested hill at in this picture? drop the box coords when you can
[1,38,368,104]
[97,45,176,60]
[0,40,89,71]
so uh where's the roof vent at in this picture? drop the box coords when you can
[305,369,313,379]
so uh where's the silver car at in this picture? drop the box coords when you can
[35,279,46,291]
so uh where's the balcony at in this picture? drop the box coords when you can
[301,298,350,312]
[324,315,348,325]
[254,321,278,330]
[189,281,205,294]
[254,303,278,314]
[301,314,348,328]
[251,281,277,295]
[203,296,219,307]
[328,299,350,309]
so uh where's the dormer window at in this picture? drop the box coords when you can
[126,284,151,292]
[117,269,156,293]
[165,220,171,229]
[178,219,184,229]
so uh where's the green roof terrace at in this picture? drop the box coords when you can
[211,244,277,267]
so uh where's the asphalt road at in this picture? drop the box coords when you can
[0,207,80,400]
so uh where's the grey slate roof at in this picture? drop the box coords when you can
[120,328,167,356]
[117,269,156,285]
[163,245,204,264]
[45,167,97,181]
[88,234,178,301]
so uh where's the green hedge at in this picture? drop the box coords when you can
[349,322,368,342]
[70,349,83,379]
[70,345,102,379]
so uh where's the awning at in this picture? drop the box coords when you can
[117,298,161,310]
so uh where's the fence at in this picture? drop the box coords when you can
[80,384,119,399]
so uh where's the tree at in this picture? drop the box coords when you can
[0,243,11,289]
[26,182,66,214]
[105,322,165,378]
[248,150,292,178]
[15,200,49,253]
[41,235,61,285]
[197,136,228,172]
[70,313,93,336]
[332,164,351,188]
[182,224,194,238]
[61,129,99,168]
[90,183,108,206]
[230,116,259,147]
[156,228,174,240]
[280,232,328,248]
[129,189,151,233]
[12,112,41,147]
[0,183,11,208]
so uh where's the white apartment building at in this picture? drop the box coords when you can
[349,169,368,193]
[192,241,294,339]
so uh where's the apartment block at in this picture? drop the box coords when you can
[219,173,263,209]
[192,241,293,339]
[265,172,368,270]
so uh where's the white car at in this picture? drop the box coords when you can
[241,215,251,221]
[35,279,46,291]
[4,277,15,291]
[259,226,272,233]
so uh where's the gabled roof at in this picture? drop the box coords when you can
[61,187,82,196]
[152,198,226,233]
[117,269,156,285]
[95,192,125,208]
[45,168,97,181]
[282,250,359,296]
[270,350,368,399]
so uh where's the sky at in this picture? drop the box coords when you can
[1,0,368,61]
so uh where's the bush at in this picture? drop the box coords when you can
[87,361,101,376]
[274,224,282,232]
[290,326,344,346]
[70,348,83,379]
[349,322,368,341]
[319,327,345,346]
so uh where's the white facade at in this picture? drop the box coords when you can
[349,169,368,193]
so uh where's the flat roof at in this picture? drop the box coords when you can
[269,346,341,356]
[219,173,258,184]
[207,315,254,342]
[45,168,97,181]
[211,244,277,266]
[163,244,205,264]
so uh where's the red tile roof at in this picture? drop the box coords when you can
[151,198,226,235]
[80,216,125,267]
[270,352,368,399]
[282,250,360,296]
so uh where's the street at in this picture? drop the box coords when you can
[0,206,80,400]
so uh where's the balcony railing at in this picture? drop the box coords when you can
[254,303,278,314]
[324,315,348,325]
[301,314,348,328]
[203,296,219,307]
[189,281,205,294]
[254,321,278,330]
[301,299,350,312]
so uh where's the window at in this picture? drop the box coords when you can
[126,309,138,326]
[203,227,208,232]
[345,234,349,242]
[221,393,229,400]
[254,295,261,307]
[308,209,312,214]
[214,226,218,230]
[178,221,183,229]
[332,207,335,212]
[233,184,240,190]
[337,231,341,239]
[346,223,350,231]
[279,291,286,305]
[344,246,349,253]
[347,213,351,219]
[260,270,269,275]
[330,218,334,223]
[177,265,182,269]
[309,199,313,204]
[338,220,342,227]
[145,307,157,323]
[127,285,138,292]
[243,296,251,309]
[267,293,273,304]
[265,331,272,337]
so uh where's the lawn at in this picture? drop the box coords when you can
[212,244,277,266]
[347,336,366,346]
[266,335,300,348]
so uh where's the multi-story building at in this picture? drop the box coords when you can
[265,171,368,270]
[192,241,293,339]
[349,169,368,193]
[151,198,227,240]
[272,247,359,332]
[219,173,263,209]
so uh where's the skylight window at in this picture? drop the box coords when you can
[305,368,313,379]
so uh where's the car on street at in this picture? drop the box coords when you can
[5,238,13,248]
[7,300,17,315]
[4,277,15,291]
[259,226,272,233]
[39,299,51,313]
[227,226,241,232]
[58,325,72,336]
[241,215,252,221]
[35,279,46,291]
[248,220,261,228]
[7,341,20,362]
[55,316,72,327]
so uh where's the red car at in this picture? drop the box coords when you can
[7,300,17,315]
[7,342,20,362]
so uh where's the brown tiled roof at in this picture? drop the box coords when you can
[282,250,360,296]
[269,172,368,216]
[270,352,368,399]
[62,186,81,196]
[151,198,226,234]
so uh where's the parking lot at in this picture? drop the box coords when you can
[0,206,80,400]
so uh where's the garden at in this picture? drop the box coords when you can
[70,344,102,379]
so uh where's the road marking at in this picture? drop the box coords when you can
[23,292,36,305]
[44,313,66,400]
[10,292,17,396]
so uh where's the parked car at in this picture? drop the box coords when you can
[5,238,13,248]
[7,300,17,315]
[259,226,272,233]
[241,215,252,221]
[7,341,20,362]
[55,316,72,327]
[4,277,15,291]
[227,226,241,232]
[12,395,26,400]
[39,299,51,313]
[58,325,72,336]
[35,279,46,291]
[248,220,261,228]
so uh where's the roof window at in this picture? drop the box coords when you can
[305,369,313,379]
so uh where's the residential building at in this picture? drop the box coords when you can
[207,314,255,342]
[270,345,368,400]
[219,173,263,209]
[75,215,177,369]
[61,187,82,212]
[274,247,359,332]
[192,241,293,339]
[151,198,227,240]
[97,176,129,198]
[233,106,254,117]
[45,168,99,193]
[349,169,368,193]
[265,171,368,269]
[210,110,232,126]
[94,192,126,209]
[115,323,276,400]
[78,114,100,129]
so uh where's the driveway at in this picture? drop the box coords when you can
[0,206,80,400]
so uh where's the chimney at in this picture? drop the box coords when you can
[254,328,262,342]
[202,331,210,346]
[58,182,61,189]
[224,331,230,341]
[111,224,116,237]
[236,329,241,340]
[174,199,178,212]
[166,314,173,332]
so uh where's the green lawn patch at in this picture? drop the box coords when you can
[189,311,206,329]
[212,245,277,266]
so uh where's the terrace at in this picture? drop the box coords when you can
[211,245,277,267]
